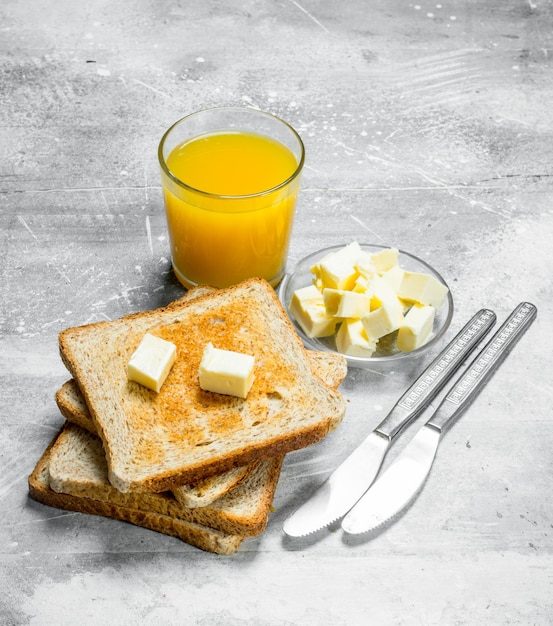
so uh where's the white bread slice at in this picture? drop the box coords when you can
[28,432,244,555]
[48,422,282,537]
[56,283,256,508]
[55,349,347,507]
[58,278,346,493]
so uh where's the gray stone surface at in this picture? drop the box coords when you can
[1,0,552,624]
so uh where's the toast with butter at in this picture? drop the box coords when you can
[29,345,346,554]
[55,343,347,508]
[28,432,244,555]
[58,278,346,493]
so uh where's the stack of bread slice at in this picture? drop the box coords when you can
[28,278,347,554]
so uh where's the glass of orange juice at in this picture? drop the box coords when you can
[158,107,305,289]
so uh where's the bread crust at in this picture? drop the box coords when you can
[28,430,244,555]
[47,423,283,537]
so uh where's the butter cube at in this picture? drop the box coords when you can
[371,247,399,273]
[199,343,255,399]
[352,274,373,294]
[380,265,404,292]
[290,284,338,338]
[354,252,377,280]
[397,305,435,352]
[323,288,372,319]
[310,252,335,285]
[314,276,325,291]
[398,271,448,308]
[336,241,362,260]
[291,283,323,306]
[336,319,377,357]
[362,298,404,339]
[127,333,177,393]
[370,276,404,313]
[318,241,361,290]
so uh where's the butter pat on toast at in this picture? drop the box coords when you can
[58,278,346,493]
[55,344,347,508]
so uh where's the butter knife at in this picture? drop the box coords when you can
[283,308,496,537]
[341,302,537,535]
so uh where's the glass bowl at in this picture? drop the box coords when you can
[278,243,454,369]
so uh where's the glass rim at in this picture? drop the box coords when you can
[158,106,305,200]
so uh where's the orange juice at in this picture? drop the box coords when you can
[161,129,302,288]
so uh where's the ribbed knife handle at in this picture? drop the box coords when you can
[377,308,496,440]
[428,302,537,433]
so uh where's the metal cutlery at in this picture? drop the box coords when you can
[283,308,497,537]
[341,302,537,535]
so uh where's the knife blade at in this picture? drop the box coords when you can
[283,308,497,537]
[341,301,537,535]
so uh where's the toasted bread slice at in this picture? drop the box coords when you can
[55,380,92,431]
[56,282,255,507]
[55,349,347,507]
[59,278,346,493]
[305,350,349,391]
[47,422,282,537]
[29,347,346,553]
[55,380,256,507]
[28,431,244,555]
[55,352,347,437]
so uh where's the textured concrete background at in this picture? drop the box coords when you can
[1,1,552,624]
